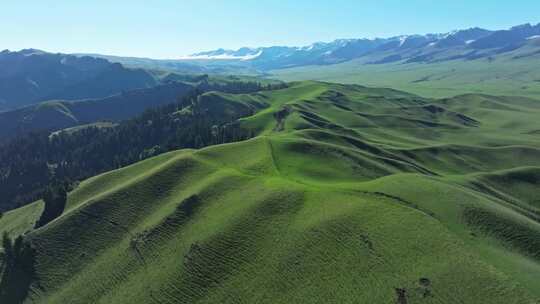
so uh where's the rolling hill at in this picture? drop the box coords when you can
[1,81,539,303]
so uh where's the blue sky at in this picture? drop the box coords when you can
[2,0,539,58]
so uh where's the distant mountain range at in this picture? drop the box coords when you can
[82,23,540,73]
[181,23,540,69]
[0,49,158,111]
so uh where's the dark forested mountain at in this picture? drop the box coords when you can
[0,49,157,111]
[0,82,195,142]
[0,78,281,142]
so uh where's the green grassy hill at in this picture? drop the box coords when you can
[1,81,539,303]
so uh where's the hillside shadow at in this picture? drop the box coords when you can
[0,237,36,304]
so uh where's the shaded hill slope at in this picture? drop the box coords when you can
[0,49,157,111]
[1,81,539,303]
[0,82,194,142]
[0,75,279,143]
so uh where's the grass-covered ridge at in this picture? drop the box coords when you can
[1,81,539,303]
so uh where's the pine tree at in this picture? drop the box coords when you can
[1,233,13,266]
[35,184,67,228]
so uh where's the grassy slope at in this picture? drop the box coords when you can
[1,81,539,303]
[270,52,540,98]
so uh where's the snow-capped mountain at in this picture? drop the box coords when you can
[177,23,540,71]
[181,47,263,60]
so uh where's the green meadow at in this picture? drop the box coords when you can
[1,81,539,303]
[271,53,540,98]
